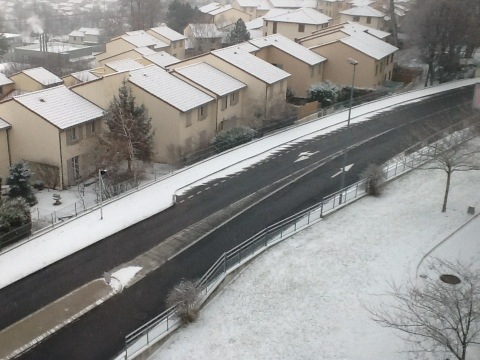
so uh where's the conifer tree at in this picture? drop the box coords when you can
[7,162,37,206]
[227,19,250,46]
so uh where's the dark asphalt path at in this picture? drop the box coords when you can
[3,85,476,359]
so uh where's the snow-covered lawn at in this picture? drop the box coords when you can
[150,165,480,359]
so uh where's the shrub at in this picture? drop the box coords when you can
[33,180,45,191]
[308,81,342,108]
[0,198,32,246]
[211,126,256,153]
[7,162,37,206]
[362,164,386,196]
[166,280,200,324]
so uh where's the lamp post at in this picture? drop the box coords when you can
[339,58,358,204]
[99,169,107,220]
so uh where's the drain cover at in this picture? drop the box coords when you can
[440,274,461,285]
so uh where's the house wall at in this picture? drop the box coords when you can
[317,0,344,20]
[0,129,10,180]
[9,73,44,92]
[71,72,129,110]
[298,31,347,48]
[98,50,144,66]
[0,82,15,97]
[255,46,323,97]
[263,20,328,41]
[146,30,186,59]
[214,8,251,26]
[96,39,135,63]
[339,14,383,29]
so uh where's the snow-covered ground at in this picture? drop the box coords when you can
[0,78,478,291]
[150,162,480,360]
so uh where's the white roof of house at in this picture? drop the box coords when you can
[340,5,385,17]
[121,32,169,49]
[340,31,397,60]
[0,118,11,130]
[105,59,144,72]
[343,21,390,39]
[236,0,271,10]
[199,2,221,13]
[149,25,187,41]
[264,7,331,25]
[349,0,374,7]
[249,34,326,65]
[144,51,180,68]
[78,27,100,36]
[70,70,99,83]
[174,62,246,96]
[212,47,290,84]
[13,86,104,129]
[22,67,62,86]
[129,65,214,112]
[246,17,264,30]
[248,29,264,39]
[209,4,233,15]
[268,0,317,8]
[188,24,223,39]
[134,47,157,56]
[0,73,14,86]
[69,30,84,37]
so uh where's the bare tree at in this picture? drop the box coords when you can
[362,164,385,196]
[166,279,200,324]
[368,259,480,360]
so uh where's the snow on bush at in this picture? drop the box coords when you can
[308,81,342,108]
[211,126,256,153]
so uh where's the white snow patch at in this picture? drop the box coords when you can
[109,266,142,292]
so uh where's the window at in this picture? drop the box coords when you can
[353,16,360,22]
[179,41,183,48]
[390,54,394,63]
[198,105,207,120]
[221,96,228,110]
[210,38,216,43]
[366,16,372,24]
[310,66,314,78]
[298,24,305,32]
[173,41,177,49]
[73,36,77,41]
[386,56,389,65]
[389,70,392,79]
[70,127,77,140]
[375,63,378,75]
[230,91,239,106]
[273,22,277,34]
[72,156,80,179]
[90,121,96,133]
[186,111,192,127]
[384,73,387,81]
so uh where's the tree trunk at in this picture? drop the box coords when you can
[442,169,451,212]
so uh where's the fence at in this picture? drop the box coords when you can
[119,124,479,360]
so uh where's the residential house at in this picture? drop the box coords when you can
[9,67,63,92]
[0,118,11,180]
[0,86,104,188]
[143,52,181,68]
[63,70,99,87]
[268,0,318,9]
[298,23,397,87]
[97,47,156,66]
[103,59,144,75]
[172,62,247,131]
[0,73,15,98]
[68,28,101,45]
[147,25,187,59]
[339,5,385,29]
[263,8,331,40]
[128,65,216,161]
[316,0,346,21]
[249,34,326,97]
[200,3,252,29]
[231,0,272,19]
[184,24,224,56]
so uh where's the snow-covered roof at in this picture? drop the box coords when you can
[174,62,246,97]
[248,29,264,39]
[340,5,385,17]
[249,34,326,66]
[348,0,374,7]
[199,2,221,13]
[212,47,290,84]
[70,70,99,83]
[133,47,157,56]
[144,51,180,68]
[13,86,104,129]
[209,4,233,15]
[340,31,397,60]
[105,59,144,72]
[22,67,63,86]
[0,73,14,86]
[264,8,331,25]
[235,0,271,10]
[121,33,169,49]
[0,117,11,130]
[246,17,264,30]
[268,0,317,8]
[344,21,390,39]
[129,65,214,112]
[188,24,223,39]
[149,25,187,42]
[69,30,84,37]
[78,27,100,36]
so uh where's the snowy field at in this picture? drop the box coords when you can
[150,163,480,360]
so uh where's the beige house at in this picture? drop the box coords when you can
[231,0,272,19]
[68,28,101,45]
[143,52,180,68]
[0,86,104,188]
[184,24,224,56]
[339,5,385,29]
[63,70,99,87]
[0,73,15,98]
[0,118,11,180]
[96,32,169,64]
[299,24,397,87]
[316,0,347,21]
[9,67,63,92]
[249,34,326,97]
[200,3,252,28]
[97,47,156,67]
[128,65,216,162]
[147,25,187,59]
[103,59,144,75]
[172,62,247,131]
[263,8,331,40]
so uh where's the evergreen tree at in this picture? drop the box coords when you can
[0,33,8,57]
[226,19,250,46]
[104,81,154,171]
[6,162,37,206]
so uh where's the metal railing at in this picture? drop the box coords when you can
[119,124,477,360]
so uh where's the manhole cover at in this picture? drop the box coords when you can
[440,274,461,285]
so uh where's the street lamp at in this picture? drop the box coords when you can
[339,58,358,204]
[99,169,107,220]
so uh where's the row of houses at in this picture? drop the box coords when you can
[0,17,397,189]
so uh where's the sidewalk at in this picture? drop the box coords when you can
[0,280,114,360]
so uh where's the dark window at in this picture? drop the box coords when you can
[273,22,277,34]
[353,16,360,22]
[366,16,372,24]
[298,24,305,32]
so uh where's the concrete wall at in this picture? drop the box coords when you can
[299,31,347,48]
[0,129,10,180]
